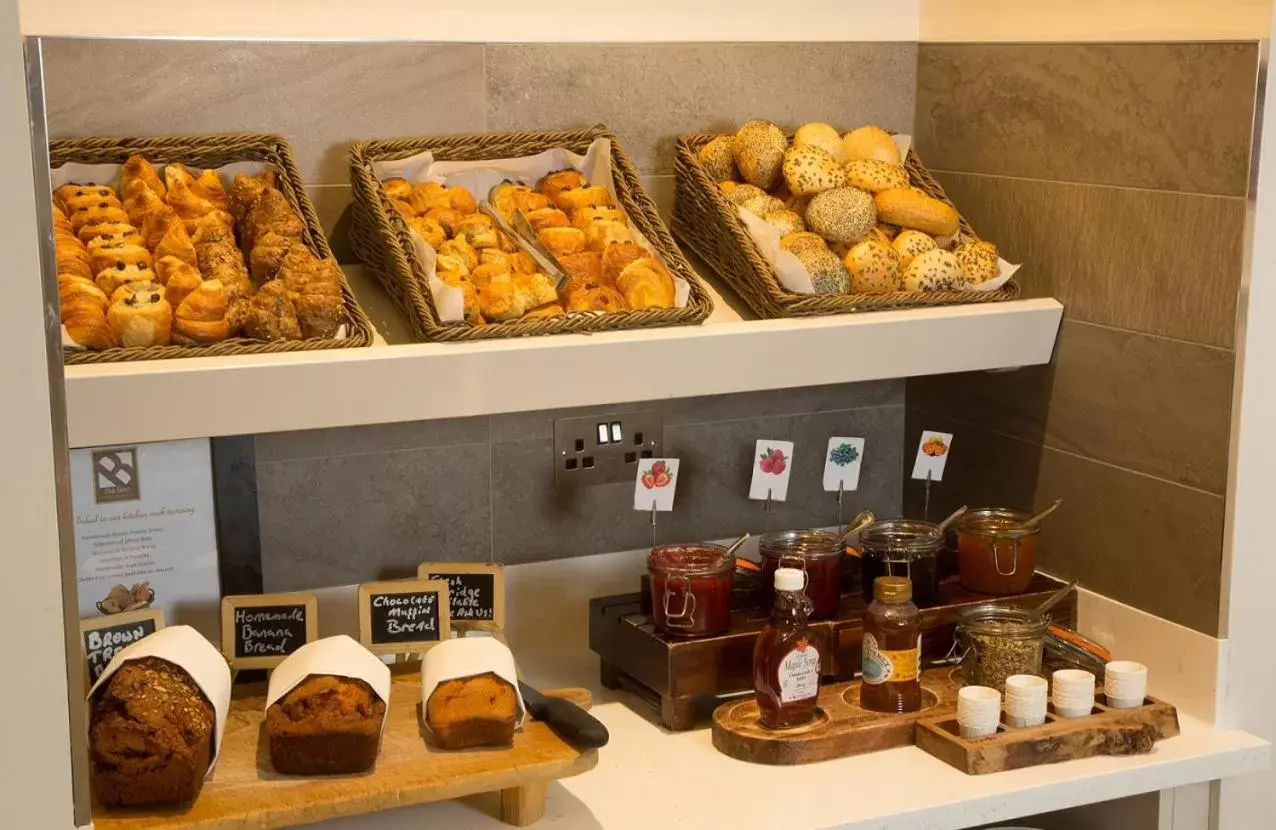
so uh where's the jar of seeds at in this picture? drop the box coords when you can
[955,604,1050,690]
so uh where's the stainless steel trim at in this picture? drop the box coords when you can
[25,34,92,826]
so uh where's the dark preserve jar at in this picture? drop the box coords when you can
[758,530,844,620]
[956,508,1039,595]
[858,519,943,607]
[648,543,735,637]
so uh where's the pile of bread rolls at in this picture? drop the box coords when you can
[54,157,346,350]
[699,120,1001,295]
[383,168,676,324]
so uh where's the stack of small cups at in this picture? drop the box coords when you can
[1104,661,1148,709]
[1052,669,1096,718]
[1004,674,1048,727]
[957,686,1002,738]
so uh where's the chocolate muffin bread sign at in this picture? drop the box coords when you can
[417,562,504,632]
[359,579,451,655]
[220,593,318,670]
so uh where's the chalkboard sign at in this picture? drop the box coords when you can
[81,608,165,687]
[220,593,318,669]
[417,562,505,631]
[358,579,451,655]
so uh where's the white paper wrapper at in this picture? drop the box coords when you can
[88,625,232,771]
[265,635,391,735]
[735,134,1021,295]
[51,160,346,348]
[419,637,526,731]
[372,138,690,322]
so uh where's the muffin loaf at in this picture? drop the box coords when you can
[426,672,518,750]
[266,674,386,775]
[90,656,215,807]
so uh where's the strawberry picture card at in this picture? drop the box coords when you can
[634,458,680,511]
[749,440,795,501]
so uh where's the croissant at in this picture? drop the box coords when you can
[156,256,202,307]
[275,243,345,338]
[243,187,303,253]
[153,218,198,268]
[55,229,93,281]
[121,155,165,203]
[192,169,230,211]
[62,301,118,349]
[107,281,172,347]
[53,205,71,233]
[616,257,676,309]
[59,277,109,315]
[172,278,231,345]
[242,280,301,341]
[229,170,278,227]
[124,177,172,230]
[293,293,344,339]
[167,168,225,233]
[192,213,253,301]
[248,230,299,285]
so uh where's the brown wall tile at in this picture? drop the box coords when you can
[485,43,917,175]
[910,319,1234,494]
[906,411,1223,635]
[935,171,1244,347]
[916,42,1258,195]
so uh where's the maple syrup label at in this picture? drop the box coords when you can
[862,633,921,685]
[778,641,821,703]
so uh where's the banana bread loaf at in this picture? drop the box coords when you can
[266,674,386,775]
[426,672,518,750]
[90,656,215,807]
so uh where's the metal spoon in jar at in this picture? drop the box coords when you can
[724,532,751,558]
[936,505,969,534]
[1023,498,1064,529]
[1035,578,1079,617]
[840,510,876,545]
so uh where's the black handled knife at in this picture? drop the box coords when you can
[518,681,610,749]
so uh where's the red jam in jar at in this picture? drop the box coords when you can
[758,530,845,620]
[648,543,735,637]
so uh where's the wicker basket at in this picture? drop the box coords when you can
[348,125,713,343]
[672,132,1020,319]
[51,132,374,364]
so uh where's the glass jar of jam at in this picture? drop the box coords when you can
[955,603,1049,690]
[648,543,734,637]
[758,530,844,620]
[956,508,1039,595]
[858,519,943,607]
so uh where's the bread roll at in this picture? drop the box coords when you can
[763,209,805,236]
[793,245,850,294]
[793,122,845,163]
[903,249,966,291]
[892,230,937,269]
[731,119,787,190]
[779,231,829,256]
[782,145,848,197]
[842,125,901,165]
[804,188,876,244]
[874,189,959,237]
[844,239,902,293]
[954,240,1000,283]
[720,181,766,207]
[698,136,738,182]
[741,194,787,218]
[844,160,910,193]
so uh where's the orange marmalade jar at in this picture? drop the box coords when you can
[956,508,1039,595]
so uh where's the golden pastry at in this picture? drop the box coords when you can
[95,261,158,297]
[249,230,300,286]
[435,253,471,278]
[293,293,345,339]
[406,182,447,215]
[242,187,303,254]
[408,217,447,250]
[392,200,415,220]
[436,269,484,326]
[514,272,557,310]
[190,168,230,211]
[172,278,231,344]
[56,184,119,215]
[476,273,526,322]
[59,277,109,315]
[469,262,510,288]
[557,251,602,283]
[192,212,253,302]
[167,166,227,233]
[556,186,613,215]
[537,227,585,258]
[479,248,512,269]
[425,206,462,236]
[537,170,586,208]
[78,220,138,246]
[602,242,646,284]
[90,241,153,276]
[490,182,549,220]
[242,280,302,341]
[228,170,279,227]
[62,301,118,349]
[157,256,203,306]
[560,279,627,313]
[616,258,676,309]
[873,189,959,238]
[69,203,130,235]
[438,238,478,272]
[525,207,570,232]
[583,220,633,253]
[107,281,172,346]
[275,243,345,339]
[443,185,477,215]
[523,303,564,319]
[382,178,413,201]
[455,214,499,249]
[512,251,539,275]
[572,205,626,232]
[86,227,145,254]
[55,226,93,281]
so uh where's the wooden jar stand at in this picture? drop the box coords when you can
[92,672,597,830]
[590,574,1075,731]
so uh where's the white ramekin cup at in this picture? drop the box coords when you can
[1104,660,1148,709]
[1003,675,1048,727]
[1052,669,1096,718]
[958,685,1002,738]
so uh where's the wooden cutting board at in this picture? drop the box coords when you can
[92,673,598,829]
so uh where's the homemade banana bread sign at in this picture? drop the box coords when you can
[417,562,505,632]
[359,579,452,655]
[220,592,318,670]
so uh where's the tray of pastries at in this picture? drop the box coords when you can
[50,133,374,363]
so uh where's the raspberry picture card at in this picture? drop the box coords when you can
[750,439,795,501]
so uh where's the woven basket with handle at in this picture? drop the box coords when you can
[50,132,374,364]
[671,132,1019,319]
[348,124,713,343]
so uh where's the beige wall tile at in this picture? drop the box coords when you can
[42,40,486,185]
[935,171,1244,348]
[916,42,1259,195]
[909,319,1234,494]
[906,411,1224,635]
[486,43,917,175]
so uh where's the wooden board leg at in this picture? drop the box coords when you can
[499,780,548,827]
[660,695,697,731]
[599,659,623,690]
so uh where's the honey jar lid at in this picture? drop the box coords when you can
[873,576,913,602]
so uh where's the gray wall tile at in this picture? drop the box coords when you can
[259,443,493,592]
[256,417,489,464]
[936,170,1244,348]
[42,40,486,185]
[909,319,1234,494]
[916,42,1259,196]
[906,410,1222,635]
[486,42,917,175]
[639,174,675,221]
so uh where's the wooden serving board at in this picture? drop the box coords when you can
[712,668,961,765]
[914,695,1180,775]
[92,673,598,830]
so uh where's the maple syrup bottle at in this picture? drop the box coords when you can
[860,576,923,713]
[754,567,822,729]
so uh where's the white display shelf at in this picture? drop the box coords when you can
[63,267,1063,448]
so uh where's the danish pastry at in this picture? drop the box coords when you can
[537,227,585,258]
[538,170,586,208]
[107,282,172,347]
[91,242,153,277]
[555,186,612,215]
[616,258,675,309]
[557,251,603,283]
[602,242,645,284]
[96,261,159,297]
[561,279,627,314]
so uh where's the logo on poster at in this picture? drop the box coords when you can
[92,448,140,503]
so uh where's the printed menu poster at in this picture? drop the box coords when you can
[72,439,221,635]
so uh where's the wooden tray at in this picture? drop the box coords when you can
[712,668,961,765]
[915,695,1180,775]
[590,573,1075,731]
[92,674,598,830]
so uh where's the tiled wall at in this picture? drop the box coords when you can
[254,383,905,592]
[908,42,1259,635]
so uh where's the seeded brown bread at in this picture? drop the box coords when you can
[426,673,518,750]
[90,657,215,807]
[266,674,386,775]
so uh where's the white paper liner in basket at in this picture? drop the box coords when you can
[88,625,232,772]
[372,137,691,322]
[420,637,526,733]
[266,635,391,736]
[51,160,347,349]
[734,134,1020,295]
